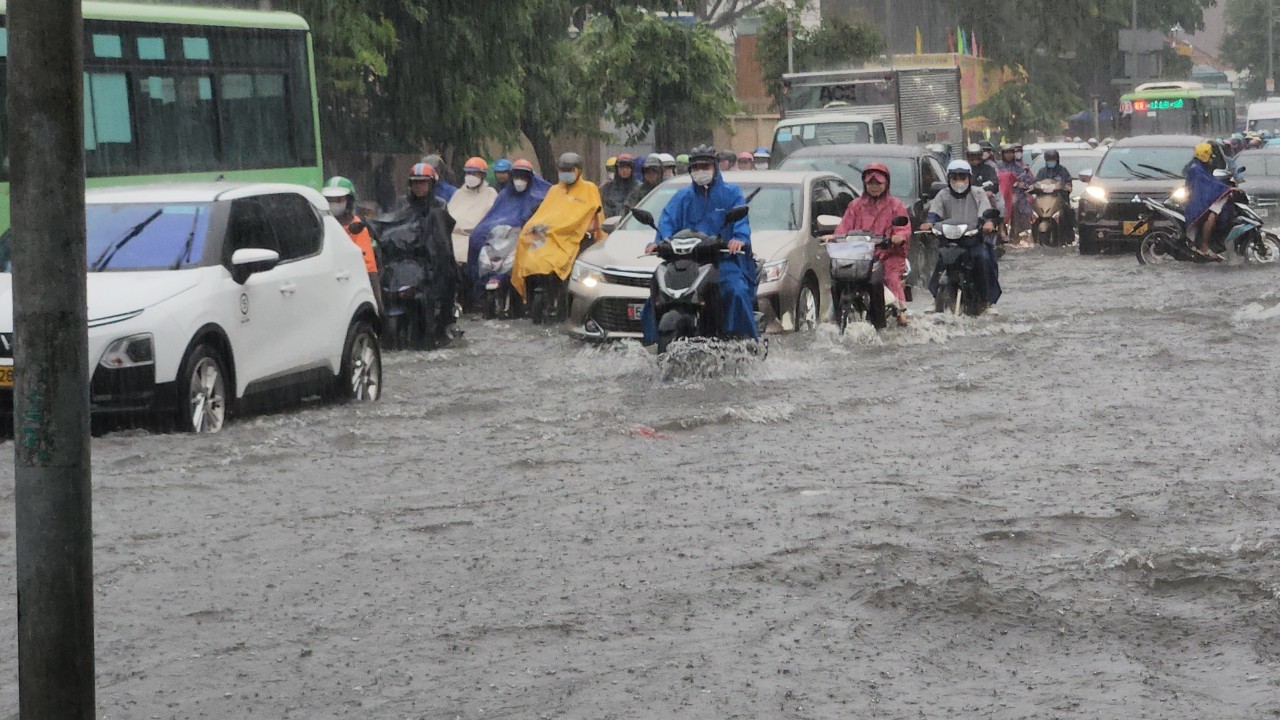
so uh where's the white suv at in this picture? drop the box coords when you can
[0,183,382,433]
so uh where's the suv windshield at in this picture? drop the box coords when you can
[1096,146,1194,180]
[1,202,213,273]
[617,183,804,233]
[780,156,915,200]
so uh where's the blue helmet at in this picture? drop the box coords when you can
[493,158,513,173]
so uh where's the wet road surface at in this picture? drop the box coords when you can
[3,247,1280,718]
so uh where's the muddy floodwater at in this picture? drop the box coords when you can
[3,247,1280,719]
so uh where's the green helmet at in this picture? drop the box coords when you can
[322,176,356,199]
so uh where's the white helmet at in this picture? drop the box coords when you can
[946,159,972,175]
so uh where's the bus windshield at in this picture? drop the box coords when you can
[772,122,871,165]
[1124,104,1196,135]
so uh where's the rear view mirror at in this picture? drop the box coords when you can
[892,216,910,227]
[230,247,280,284]
[347,220,367,235]
[1078,168,1094,183]
[816,214,841,233]
[927,181,946,199]
[1213,169,1230,180]
[630,208,657,229]
[602,215,621,233]
[1236,165,1248,174]
[723,205,750,224]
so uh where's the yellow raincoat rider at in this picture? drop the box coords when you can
[512,152,605,300]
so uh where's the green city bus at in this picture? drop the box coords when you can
[0,1,323,231]
[1118,81,1236,138]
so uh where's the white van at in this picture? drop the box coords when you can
[770,113,888,166]
[1246,100,1280,132]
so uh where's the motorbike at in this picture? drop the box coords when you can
[369,214,455,350]
[629,205,764,357]
[930,222,991,317]
[1135,169,1280,265]
[825,216,912,334]
[525,230,595,325]
[476,225,520,319]
[1028,179,1069,247]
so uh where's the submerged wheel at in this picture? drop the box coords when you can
[867,283,887,329]
[935,285,958,315]
[1246,234,1280,264]
[795,280,819,332]
[177,344,228,434]
[1137,232,1174,266]
[837,298,852,336]
[336,320,382,402]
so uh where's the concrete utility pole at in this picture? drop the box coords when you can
[10,0,95,718]
[1270,0,1276,97]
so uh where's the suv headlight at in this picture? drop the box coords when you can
[760,259,788,284]
[99,333,154,369]
[1084,185,1108,204]
[570,261,605,288]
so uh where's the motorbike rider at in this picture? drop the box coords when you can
[736,151,755,171]
[821,163,912,326]
[997,143,1034,238]
[467,159,550,299]
[965,143,1005,218]
[383,162,460,340]
[659,153,677,180]
[921,160,1002,314]
[420,153,457,202]
[718,150,737,173]
[625,153,664,213]
[511,152,606,308]
[600,153,636,218]
[1184,141,1233,260]
[753,147,771,171]
[492,158,513,190]
[322,176,382,313]
[1033,149,1075,239]
[675,153,690,175]
[605,156,617,184]
[641,145,757,343]
[448,156,500,269]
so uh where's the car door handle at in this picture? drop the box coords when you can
[279,282,298,296]
[335,270,351,281]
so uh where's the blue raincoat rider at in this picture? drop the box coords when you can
[1184,141,1233,260]
[641,145,757,344]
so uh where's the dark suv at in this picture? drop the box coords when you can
[1076,135,1229,254]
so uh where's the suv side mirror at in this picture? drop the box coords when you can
[926,181,946,199]
[816,214,841,233]
[630,208,658,229]
[1213,168,1230,180]
[230,247,280,284]
[1078,168,1094,183]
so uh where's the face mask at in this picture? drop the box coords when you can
[691,169,714,186]
[328,201,347,216]
[464,174,483,189]
[559,171,578,185]
[513,179,529,192]
[1046,161,1058,169]
[1015,152,1024,160]
[754,161,769,171]
[950,179,970,194]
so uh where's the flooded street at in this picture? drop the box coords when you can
[3,248,1280,719]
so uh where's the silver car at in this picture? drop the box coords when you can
[567,171,858,341]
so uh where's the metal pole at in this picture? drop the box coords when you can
[10,0,95,718]
[1093,96,1101,142]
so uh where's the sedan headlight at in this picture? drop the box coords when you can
[570,261,605,289]
[1170,186,1189,203]
[99,333,154,369]
[1084,185,1108,204]
[760,259,788,284]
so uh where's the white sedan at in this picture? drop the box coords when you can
[0,182,382,433]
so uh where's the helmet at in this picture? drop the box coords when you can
[965,143,983,156]
[737,151,753,160]
[1087,137,1098,146]
[617,153,635,166]
[464,156,488,173]
[409,162,437,181]
[512,159,535,172]
[1000,143,1016,153]
[1044,149,1061,162]
[322,176,355,199]
[557,152,583,170]
[493,158,513,173]
[978,140,994,152]
[421,153,444,172]
[1194,142,1214,163]
[946,159,972,175]
[718,150,737,163]
[659,153,676,168]
[644,153,664,170]
[689,144,717,164]
[861,162,890,186]
[1072,137,1083,143]
[605,156,617,170]
[676,153,690,165]
[753,147,770,158]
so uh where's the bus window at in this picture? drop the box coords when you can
[136,36,165,60]
[219,73,293,168]
[135,74,218,173]
[84,72,135,177]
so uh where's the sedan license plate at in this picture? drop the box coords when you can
[1123,220,1149,236]
[0,366,12,388]
[626,303,646,321]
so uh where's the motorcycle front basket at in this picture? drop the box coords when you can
[827,240,875,281]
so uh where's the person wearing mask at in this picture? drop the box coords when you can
[604,156,617,184]
[600,153,637,218]
[1184,141,1233,261]
[921,160,1001,314]
[753,147,771,170]
[491,158,513,190]
[965,143,1005,218]
[675,153,690,175]
[467,159,551,300]
[448,157,500,269]
[736,151,755,171]
[659,153,677,180]
[997,143,1034,239]
[322,176,382,313]
[511,152,605,308]
[625,153,664,213]
[821,163,912,326]
[420,153,457,202]
[978,140,997,169]
[718,150,737,173]
[1033,149,1074,240]
[641,145,756,343]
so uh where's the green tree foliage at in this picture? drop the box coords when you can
[1222,0,1273,99]
[580,8,739,151]
[754,1,885,110]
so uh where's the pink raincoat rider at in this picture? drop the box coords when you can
[833,163,912,306]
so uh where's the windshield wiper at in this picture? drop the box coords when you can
[171,209,203,269]
[91,209,163,271]
[1136,163,1182,180]
[1118,160,1155,180]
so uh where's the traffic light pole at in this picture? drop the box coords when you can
[10,0,95,717]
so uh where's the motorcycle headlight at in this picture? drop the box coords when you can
[99,333,154,369]
[1084,185,1108,204]
[1170,186,1189,203]
[760,259,788,284]
[571,261,605,288]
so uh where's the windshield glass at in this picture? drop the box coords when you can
[779,156,915,200]
[772,122,871,164]
[1095,146,1194,180]
[616,182,804,233]
[1028,152,1103,179]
